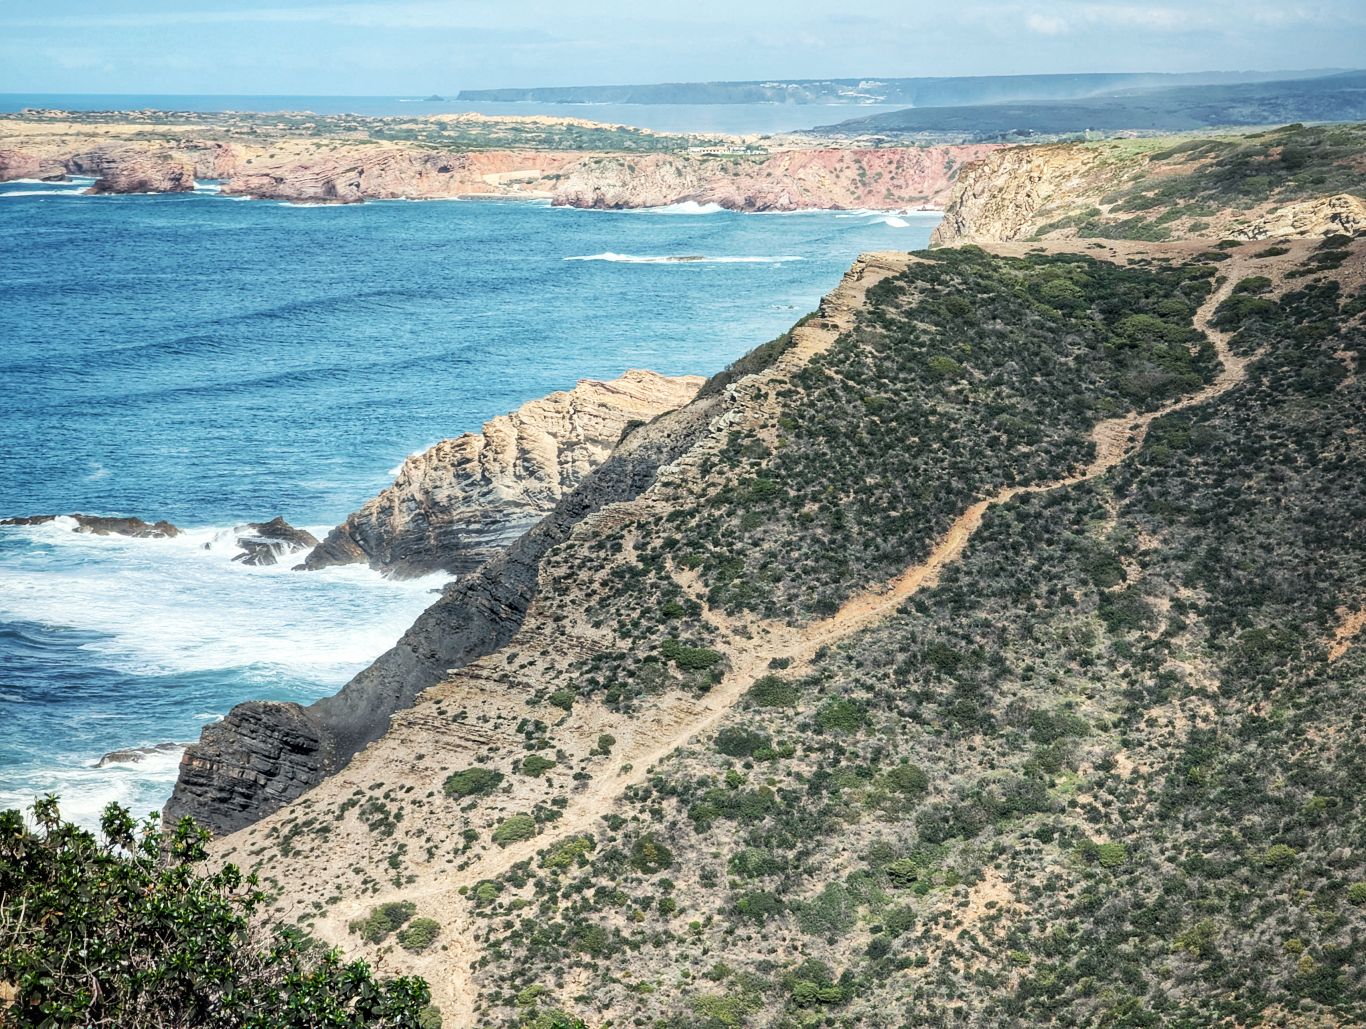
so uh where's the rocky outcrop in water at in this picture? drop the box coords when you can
[0,514,182,538]
[87,153,196,194]
[96,742,182,767]
[230,517,319,567]
[300,370,703,579]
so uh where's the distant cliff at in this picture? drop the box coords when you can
[0,118,997,210]
[301,370,703,579]
[933,122,1366,245]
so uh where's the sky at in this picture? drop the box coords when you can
[1,0,1363,95]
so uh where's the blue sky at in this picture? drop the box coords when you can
[1,0,1363,94]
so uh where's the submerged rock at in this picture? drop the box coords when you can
[96,742,182,767]
[0,514,182,538]
[229,516,319,567]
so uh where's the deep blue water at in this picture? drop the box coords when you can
[0,176,936,825]
[0,95,904,135]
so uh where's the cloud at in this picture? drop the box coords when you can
[1026,13,1070,34]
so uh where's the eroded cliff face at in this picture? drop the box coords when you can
[548,145,998,211]
[930,143,1114,244]
[0,118,997,210]
[933,124,1366,245]
[302,370,704,579]
[165,373,721,835]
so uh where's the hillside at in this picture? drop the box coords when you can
[933,122,1366,245]
[191,214,1366,1027]
[818,71,1366,142]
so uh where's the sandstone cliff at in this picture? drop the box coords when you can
[933,123,1366,245]
[547,145,997,212]
[0,117,998,210]
[301,370,703,579]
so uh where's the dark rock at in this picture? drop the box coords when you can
[0,514,181,538]
[164,387,727,834]
[96,742,182,767]
[230,516,319,567]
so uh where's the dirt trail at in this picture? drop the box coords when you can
[335,249,1258,1024]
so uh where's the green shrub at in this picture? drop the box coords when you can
[630,835,674,874]
[714,726,770,757]
[815,699,866,733]
[443,767,504,799]
[1262,843,1298,869]
[1347,882,1366,905]
[542,835,594,870]
[747,675,799,707]
[350,900,417,944]
[885,763,929,796]
[493,814,538,846]
[397,918,441,953]
[661,638,724,671]
[520,755,557,777]
[0,798,432,1028]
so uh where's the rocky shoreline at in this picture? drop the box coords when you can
[0,120,997,210]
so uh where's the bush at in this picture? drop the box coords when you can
[1262,843,1298,869]
[630,835,674,874]
[661,638,724,671]
[747,674,799,707]
[0,797,431,1028]
[520,755,557,777]
[715,726,770,757]
[443,767,504,799]
[885,763,929,796]
[1347,882,1366,905]
[815,699,866,732]
[350,901,417,944]
[493,814,538,846]
[397,918,441,953]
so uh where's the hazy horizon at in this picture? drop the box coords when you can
[3,0,1364,96]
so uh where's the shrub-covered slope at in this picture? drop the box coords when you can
[208,234,1366,1027]
[934,122,1366,246]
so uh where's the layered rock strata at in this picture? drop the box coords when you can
[300,370,704,579]
[166,372,712,833]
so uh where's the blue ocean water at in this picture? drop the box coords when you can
[0,95,904,136]
[0,176,936,825]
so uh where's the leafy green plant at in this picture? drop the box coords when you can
[0,797,432,1027]
[397,918,441,953]
[443,767,504,799]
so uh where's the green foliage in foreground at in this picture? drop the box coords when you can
[0,796,434,1028]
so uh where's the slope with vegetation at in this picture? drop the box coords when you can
[6,124,1363,1029]
[933,121,1366,245]
[180,224,1366,1027]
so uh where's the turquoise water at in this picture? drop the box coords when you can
[0,177,935,825]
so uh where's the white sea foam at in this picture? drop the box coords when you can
[565,252,804,264]
[0,746,186,831]
[0,519,444,681]
[0,189,88,198]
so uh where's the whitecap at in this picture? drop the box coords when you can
[0,189,88,198]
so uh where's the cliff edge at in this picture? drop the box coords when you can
[301,369,703,579]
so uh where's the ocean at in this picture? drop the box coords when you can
[0,177,937,827]
[0,94,904,136]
